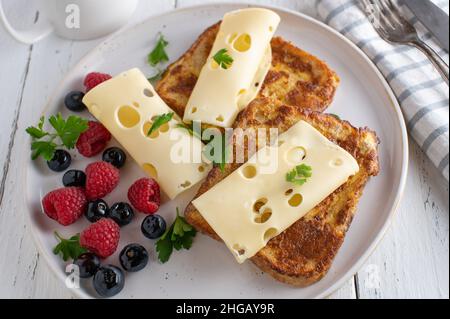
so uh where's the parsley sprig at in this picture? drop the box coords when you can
[147,112,174,137]
[148,33,169,66]
[213,48,234,69]
[53,232,87,261]
[26,113,88,161]
[286,164,312,186]
[156,208,197,263]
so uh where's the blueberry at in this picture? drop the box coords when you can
[62,169,86,187]
[73,253,100,278]
[85,199,109,223]
[109,203,134,227]
[102,147,127,168]
[47,150,71,172]
[141,214,166,239]
[93,265,125,297]
[64,91,86,112]
[119,244,149,272]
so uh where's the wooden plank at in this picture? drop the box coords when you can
[0,0,175,298]
[356,140,449,299]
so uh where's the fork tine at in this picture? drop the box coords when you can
[386,0,413,26]
[372,0,398,30]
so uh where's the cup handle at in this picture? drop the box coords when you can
[0,0,53,44]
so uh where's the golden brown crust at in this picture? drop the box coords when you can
[156,23,340,118]
[184,97,380,287]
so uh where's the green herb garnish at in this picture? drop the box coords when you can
[148,33,169,66]
[202,131,230,172]
[53,232,87,261]
[176,122,202,140]
[26,113,88,161]
[213,48,234,69]
[286,164,312,186]
[156,208,197,263]
[148,68,165,84]
[147,112,174,136]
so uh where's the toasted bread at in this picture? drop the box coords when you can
[156,23,340,118]
[185,97,380,287]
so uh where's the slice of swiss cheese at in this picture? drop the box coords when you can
[82,68,210,200]
[192,120,360,263]
[184,8,280,127]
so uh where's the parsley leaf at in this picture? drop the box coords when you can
[213,48,234,69]
[286,164,313,186]
[147,112,174,137]
[148,68,164,84]
[203,132,230,172]
[26,114,88,161]
[148,33,169,66]
[156,208,197,263]
[53,232,87,261]
[176,122,202,140]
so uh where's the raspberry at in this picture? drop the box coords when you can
[128,178,160,214]
[85,162,120,200]
[84,72,112,92]
[80,218,120,258]
[42,187,87,226]
[76,121,111,157]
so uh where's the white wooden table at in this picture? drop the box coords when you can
[0,0,448,299]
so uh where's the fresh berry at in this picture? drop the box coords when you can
[63,169,86,187]
[42,187,87,226]
[102,147,127,168]
[85,162,120,200]
[85,199,109,223]
[76,121,111,157]
[80,218,120,258]
[141,214,166,239]
[84,72,112,92]
[119,244,149,272]
[47,150,71,172]
[64,91,86,112]
[93,265,125,297]
[127,178,160,214]
[109,203,134,227]
[73,252,100,278]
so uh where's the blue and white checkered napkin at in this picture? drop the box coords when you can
[316,0,450,181]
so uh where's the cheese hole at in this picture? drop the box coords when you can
[117,105,140,128]
[233,245,246,256]
[286,147,307,164]
[159,123,170,133]
[255,208,272,224]
[269,26,274,32]
[198,165,205,173]
[191,107,198,114]
[264,228,278,242]
[233,33,252,52]
[285,189,293,196]
[242,165,257,179]
[180,181,191,188]
[132,102,140,108]
[142,163,158,180]
[210,60,219,70]
[143,122,159,139]
[216,115,224,123]
[253,198,268,212]
[288,193,303,207]
[238,89,247,96]
[228,33,238,44]
[278,140,285,147]
[143,88,154,97]
[331,158,344,167]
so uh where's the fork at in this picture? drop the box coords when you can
[361,0,449,85]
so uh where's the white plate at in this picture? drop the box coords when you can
[25,3,408,299]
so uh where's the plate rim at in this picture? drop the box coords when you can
[22,1,409,299]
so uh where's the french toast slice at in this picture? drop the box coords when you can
[185,97,380,287]
[156,23,340,118]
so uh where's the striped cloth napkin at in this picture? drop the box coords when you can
[316,0,449,181]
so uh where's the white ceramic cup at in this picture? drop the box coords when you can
[0,0,138,44]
